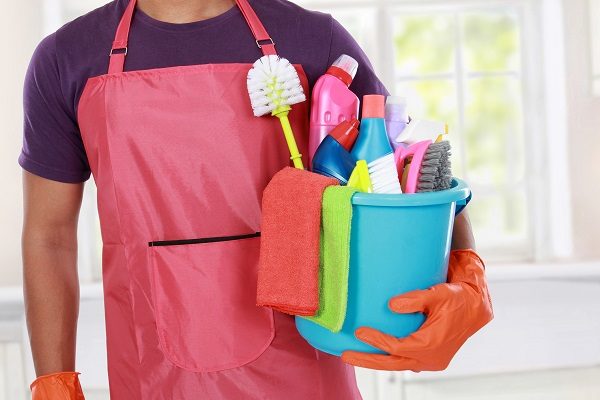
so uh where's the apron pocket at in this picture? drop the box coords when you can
[149,233,274,372]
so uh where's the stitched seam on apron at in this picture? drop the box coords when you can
[100,83,145,398]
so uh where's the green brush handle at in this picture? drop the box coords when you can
[273,106,304,170]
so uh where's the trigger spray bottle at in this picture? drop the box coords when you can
[351,95,402,194]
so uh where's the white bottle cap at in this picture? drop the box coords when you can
[332,54,359,81]
[385,96,409,122]
[386,96,407,106]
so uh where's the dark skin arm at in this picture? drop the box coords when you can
[451,210,476,250]
[22,171,84,376]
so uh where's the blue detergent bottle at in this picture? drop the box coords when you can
[311,119,360,184]
[351,95,402,194]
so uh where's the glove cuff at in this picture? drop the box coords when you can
[447,249,487,285]
[448,249,494,321]
[450,248,485,268]
[29,371,81,390]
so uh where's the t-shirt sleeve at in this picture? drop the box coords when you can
[19,33,91,183]
[328,17,390,100]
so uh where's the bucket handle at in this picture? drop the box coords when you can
[455,190,472,216]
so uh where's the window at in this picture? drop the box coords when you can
[298,0,538,261]
[394,9,527,259]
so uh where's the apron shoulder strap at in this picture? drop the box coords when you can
[108,0,277,74]
[108,0,137,74]
[236,0,277,56]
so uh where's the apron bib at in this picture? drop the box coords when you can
[77,0,362,398]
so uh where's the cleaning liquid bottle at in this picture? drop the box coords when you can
[308,54,360,166]
[312,119,360,184]
[385,96,409,151]
[351,95,402,194]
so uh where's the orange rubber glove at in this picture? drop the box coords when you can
[30,372,85,400]
[342,249,493,372]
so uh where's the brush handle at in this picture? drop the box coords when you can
[274,109,305,170]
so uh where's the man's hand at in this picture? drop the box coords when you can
[342,249,493,371]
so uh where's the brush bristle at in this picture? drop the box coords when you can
[247,55,307,117]
[416,141,453,192]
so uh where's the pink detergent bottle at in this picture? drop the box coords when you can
[308,54,360,167]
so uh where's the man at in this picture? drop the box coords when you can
[20,0,492,398]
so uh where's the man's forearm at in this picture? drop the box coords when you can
[23,229,80,376]
[451,210,476,250]
[22,172,84,376]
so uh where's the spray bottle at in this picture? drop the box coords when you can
[385,96,409,151]
[351,95,402,194]
[308,55,360,166]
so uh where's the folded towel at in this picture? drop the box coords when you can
[257,167,339,316]
[305,186,357,332]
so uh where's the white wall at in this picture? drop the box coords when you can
[564,0,600,259]
[0,1,43,287]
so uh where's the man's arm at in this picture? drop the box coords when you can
[22,170,84,376]
[451,210,476,250]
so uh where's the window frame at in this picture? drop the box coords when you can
[390,7,528,260]
[297,0,573,263]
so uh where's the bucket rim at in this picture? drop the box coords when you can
[352,178,470,207]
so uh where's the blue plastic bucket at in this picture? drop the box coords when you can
[295,178,471,356]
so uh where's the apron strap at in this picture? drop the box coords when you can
[236,0,277,56]
[108,0,277,74]
[108,0,137,74]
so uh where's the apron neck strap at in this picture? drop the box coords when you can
[108,0,277,74]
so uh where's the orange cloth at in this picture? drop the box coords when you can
[30,372,85,400]
[342,249,493,371]
[257,167,338,316]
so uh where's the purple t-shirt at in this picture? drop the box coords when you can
[19,0,389,183]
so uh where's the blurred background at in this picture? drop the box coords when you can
[1,0,600,398]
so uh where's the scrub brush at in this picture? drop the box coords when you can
[394,140,452,193]
[247,55,307,169]
[434,141,453,191]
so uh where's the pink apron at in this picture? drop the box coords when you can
[77,0,362,398]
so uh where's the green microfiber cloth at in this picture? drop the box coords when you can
[305,186,358,332]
